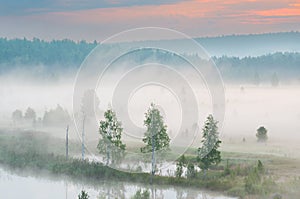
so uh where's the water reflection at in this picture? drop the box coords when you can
[0,167,234,199]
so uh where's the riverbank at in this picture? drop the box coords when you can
[0,136,233,192]
[0,129,297,198]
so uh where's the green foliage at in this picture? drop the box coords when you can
[257,160,264,173]
[141,103,170,153]
[176,155,187,178]
[244,160,273,195]
[256,126,268,142]
[186,162,196,179]
[97,108,126,165]
[78,190,89,199]
[197,115,222,171]
[244,167,261,194]
[131,189,150,199]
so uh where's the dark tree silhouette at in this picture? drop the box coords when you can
[78,190,89,199]
[256,126,268,142]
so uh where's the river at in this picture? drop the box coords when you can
[0,166,236,199]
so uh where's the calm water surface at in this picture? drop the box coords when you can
[0,167,236,199]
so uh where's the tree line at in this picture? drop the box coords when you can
[213,52,300,84]
[0,38,96,68]
[0,38,300,84]
[12,104,70,127]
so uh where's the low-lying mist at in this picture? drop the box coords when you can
[1,65,300,151]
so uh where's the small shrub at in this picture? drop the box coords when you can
[175,155,186,178]
[257,160,264,173]
[186,162,196,179]
[256,126,268,142]
[131,189,150,199]
[78,190,89,199]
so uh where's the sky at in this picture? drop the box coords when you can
[0,0,300,41]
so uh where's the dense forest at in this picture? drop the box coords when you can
[214,52,300,83]
[0,38,97,68]
[0,35,299,83]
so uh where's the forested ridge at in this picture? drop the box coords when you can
[0,35,299,83]
[0,38,97,67]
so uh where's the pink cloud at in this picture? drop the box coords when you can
[255,8,300,17]
[47,0,300,24]
[49,1,218,22]
[1,0,300,40]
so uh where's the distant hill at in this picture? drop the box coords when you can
[197,32,300,57]
[135,32,300,57]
